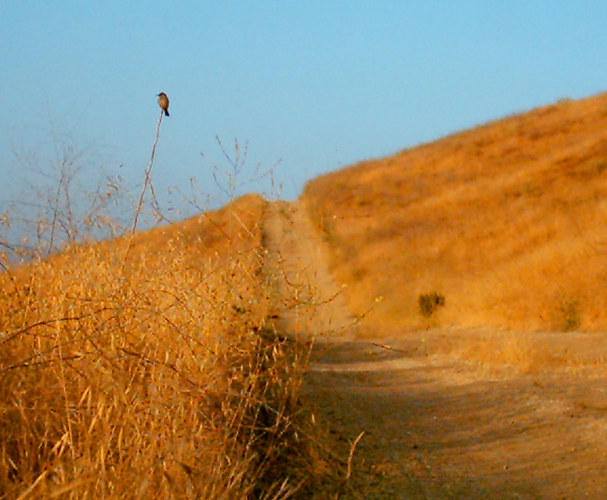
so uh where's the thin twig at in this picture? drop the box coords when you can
[367,341,418,354]
[120,108,164,269]
[131,110,164,235]
[346,431,365,481]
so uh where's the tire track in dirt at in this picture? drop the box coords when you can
[262,199,607,499]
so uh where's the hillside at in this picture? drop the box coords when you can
[303,92,607,333]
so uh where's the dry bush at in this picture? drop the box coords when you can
[0,194,337,498]
[418,292,446,318]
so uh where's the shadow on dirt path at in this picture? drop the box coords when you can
[262,200,607,499]
[305,337,607,499]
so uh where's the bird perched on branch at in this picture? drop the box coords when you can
[157,92,170,116]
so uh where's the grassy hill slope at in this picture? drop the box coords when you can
[303,93,607,333]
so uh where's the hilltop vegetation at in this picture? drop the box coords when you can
[304,92,607,333]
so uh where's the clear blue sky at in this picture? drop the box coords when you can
[2,2,607,229]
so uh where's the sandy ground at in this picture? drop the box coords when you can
[261,200,607,499]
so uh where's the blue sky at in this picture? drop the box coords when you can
[2,2,607,231]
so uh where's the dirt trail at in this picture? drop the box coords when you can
[262,200,607,499]
[262,199,354,338]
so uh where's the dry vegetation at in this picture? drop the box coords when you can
[7,90,607,497]
[0,193,339,498]
[303,92,607,334]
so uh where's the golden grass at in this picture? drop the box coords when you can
[414,327,607,378]
[0,194,339,498]
[303,92,607,334]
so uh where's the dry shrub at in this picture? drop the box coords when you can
[0,195,335,498]
[418,292,446,318]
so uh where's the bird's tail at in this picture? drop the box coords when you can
[165,110,170,117]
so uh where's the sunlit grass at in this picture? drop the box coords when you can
[0,194,339,498]
[303,92,607,335]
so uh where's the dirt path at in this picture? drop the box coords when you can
[262,200,607,499]
[262,199,354,338]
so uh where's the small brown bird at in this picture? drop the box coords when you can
[157,92,170,116]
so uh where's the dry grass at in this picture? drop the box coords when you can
[303,92,607,335]
[411,327,607,377]
[0,194,339,498]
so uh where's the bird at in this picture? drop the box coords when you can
[157,92,170,116]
